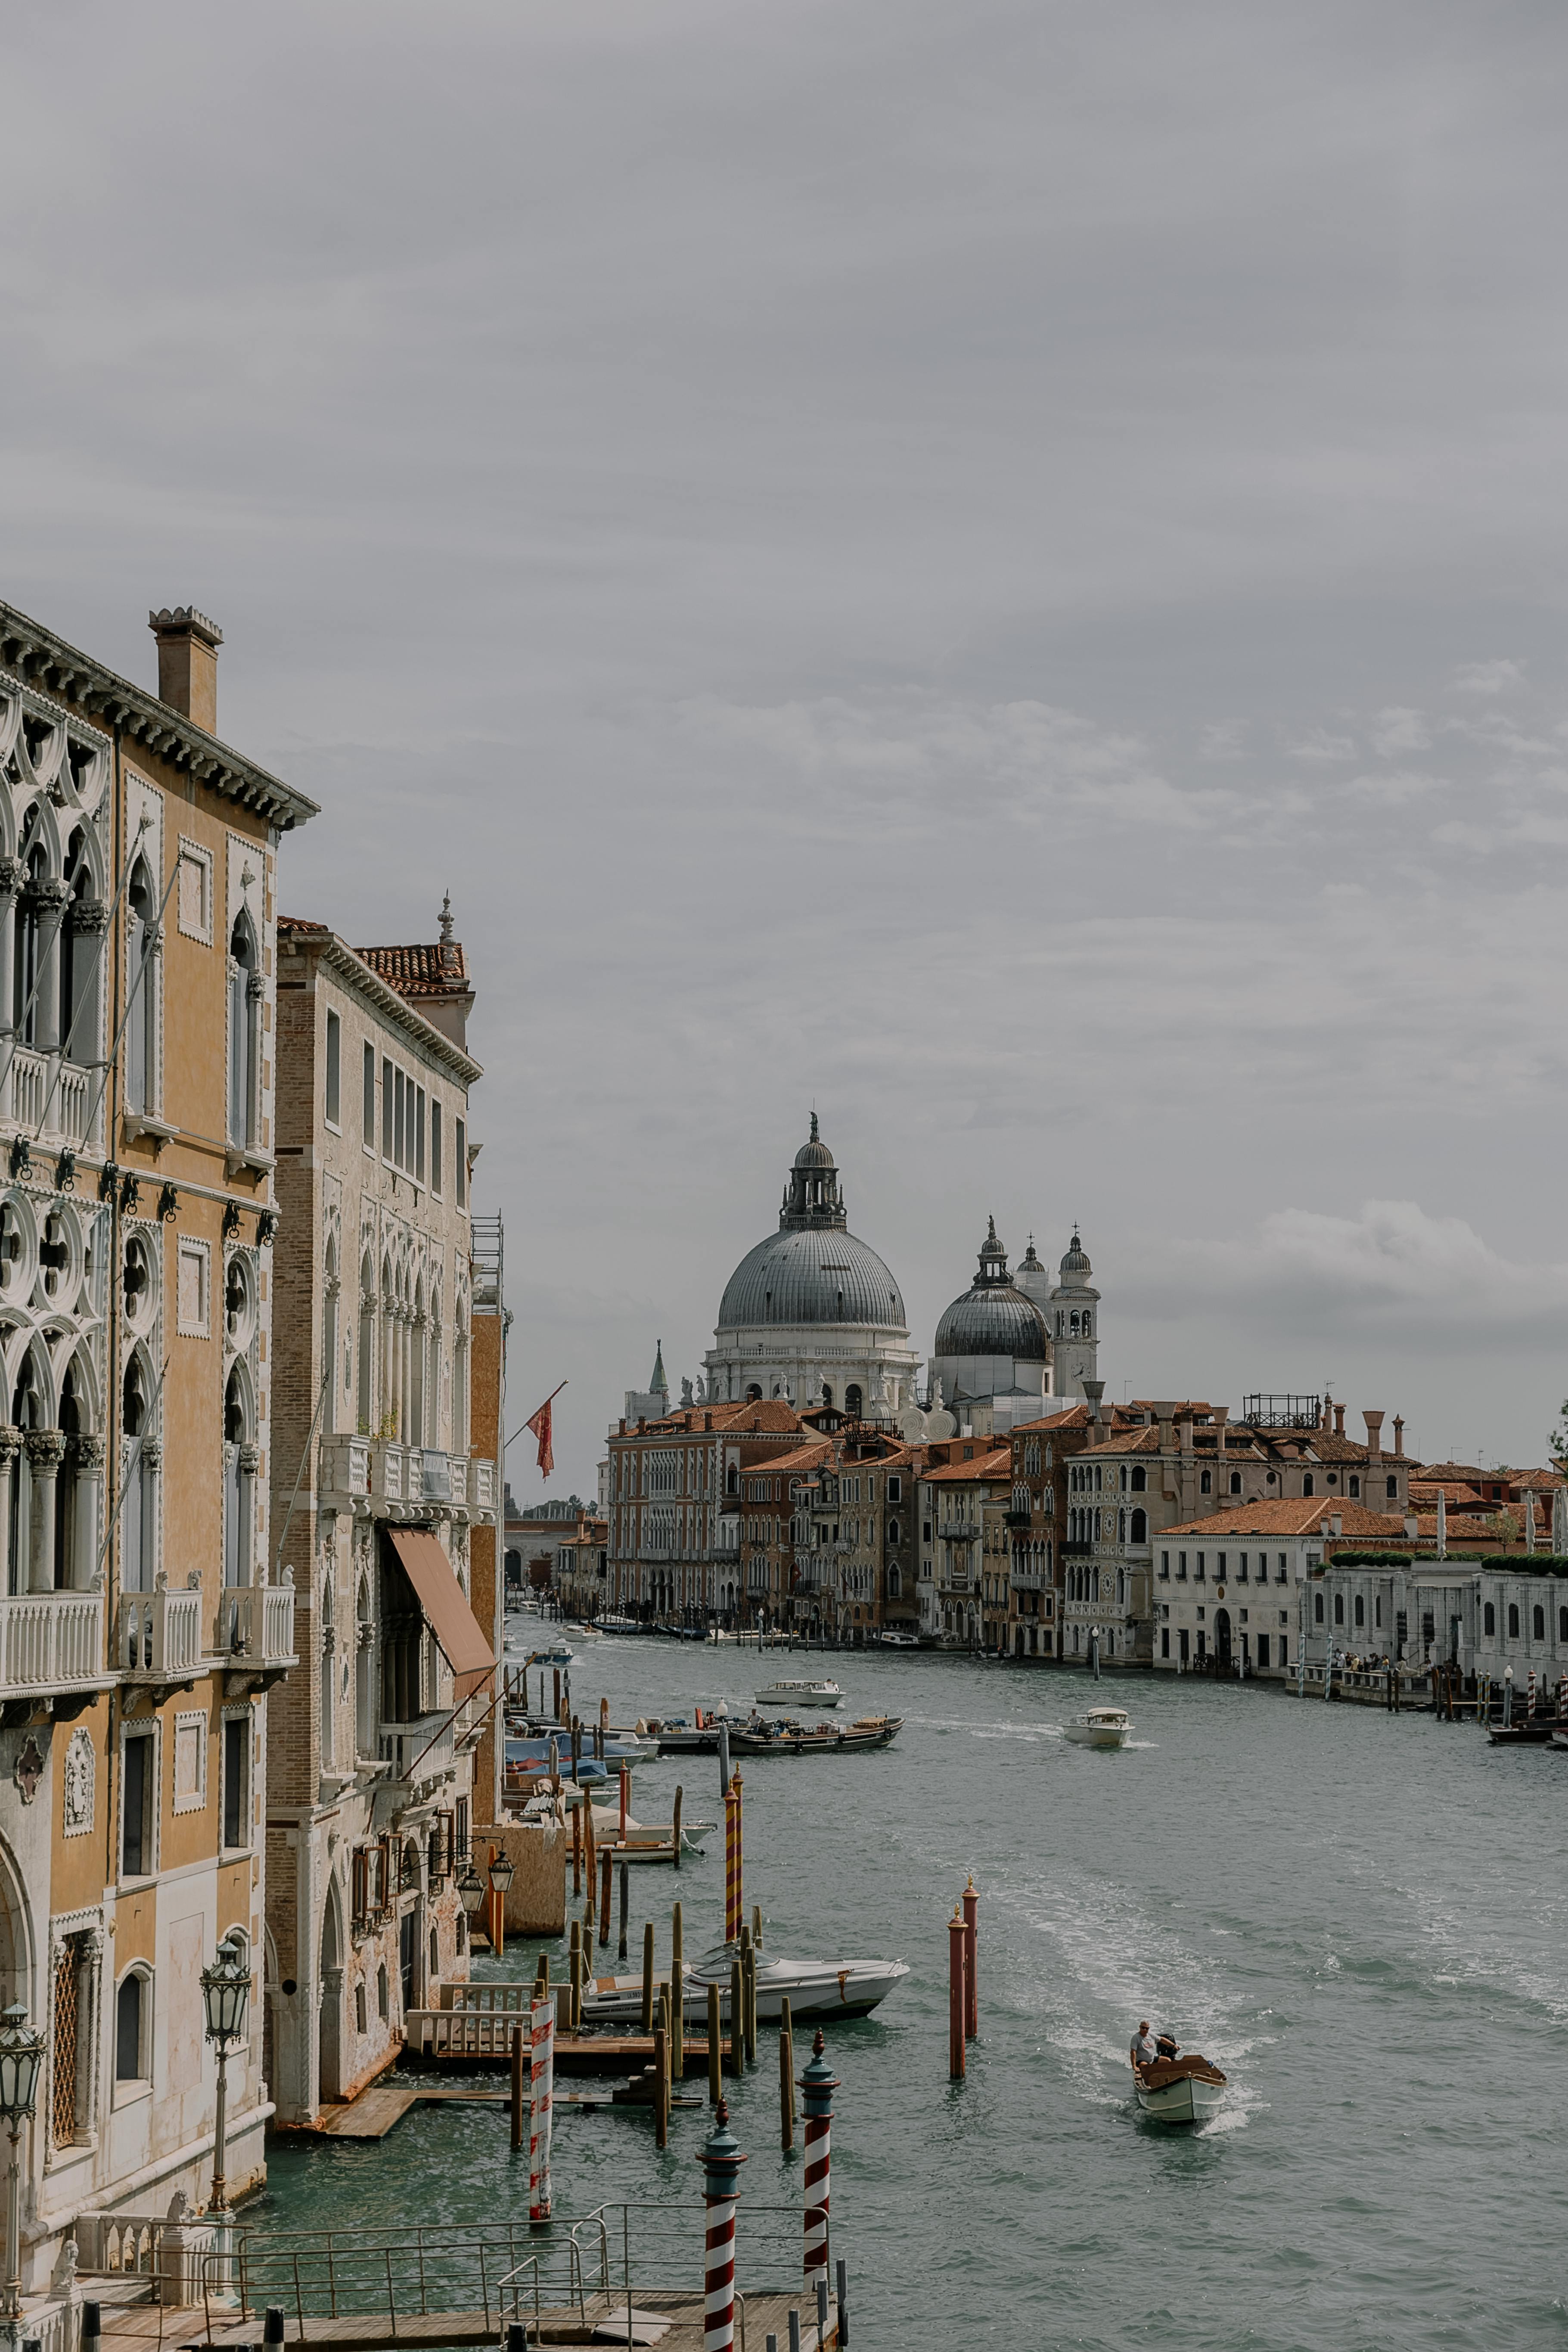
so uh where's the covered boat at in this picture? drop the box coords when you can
[1063,1706,1131,1749]
[755,1678,843,1709]
[582,1946,910,2027]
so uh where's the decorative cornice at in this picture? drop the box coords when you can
[276,925,483,1087]
[0,608,319,833]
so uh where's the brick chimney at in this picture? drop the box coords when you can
[1334,1403,1346,1437]
[1214,1404,1230,1446]
[1393,1415,1404,1457]
[1363,1410,1384,1463]
[149,607,223,733]
[1082,1378,1105,1426]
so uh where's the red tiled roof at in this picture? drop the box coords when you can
[357,941,470,997]
[922,1448,1011,1484]
[1161,1500,1406,1540]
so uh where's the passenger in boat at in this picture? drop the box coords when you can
[1155,2031,1180,2063]
[1130,2022,1156,2072]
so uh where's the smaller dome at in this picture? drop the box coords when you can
[935,1222,1050,1363]
[1059,1227,1092,1278]
[794,1112,836,1170]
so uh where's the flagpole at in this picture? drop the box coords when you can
[502,1382,568,1458]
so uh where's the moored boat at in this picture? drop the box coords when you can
[729,1713,902,1755]
[755,1677,843,1709]
[1487,1717,1558,1744]
[582,1945,910,2027]
[1063,1706,1131,1749]
[1133,2054,1226,2124]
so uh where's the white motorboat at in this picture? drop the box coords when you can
[581,1945,909,2026]
[755,1678,842,1709]
[1133,2055,1226,2124]
[878,1631,919,1649]
[1063,1706,1131,1749]
[527,1640,575,1669]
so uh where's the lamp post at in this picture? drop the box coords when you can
[200,1934,250,2221]
[0,2003,44,2349]
[487,1849,516,1960]
[458,1863,486,1961]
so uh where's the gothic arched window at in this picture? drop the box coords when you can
[223,1364,254,1589]
[228,910,259,1147]
[126,854,158,1114]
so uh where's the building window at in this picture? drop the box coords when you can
[888,1519,900,1544]
[356,1980,367,2035]
[1483,1601,1496,1635]
[363,1041,376,1150]
[1559,1606,1568,1642]
[125,854,159,1113]
[1158,1549,1168,1578]
[228,911,259,1148]
[121,1731,155,1877]
[222,1712,250,1850]
[1532,1604,1544,1640]
[1200,1470,1211,1494]
[1333,1593,1344,1625]
[1229,1472,1242,1494]
[456,1118,467,1206]
[1348,1476,1360,1498]
[1508,1603,1519,1639]
[377,1962,389,2022]
[1314,1592,1325,1623]
[431,1102,443,1195]
[177,839,213,942]
[115,1971,149,2084]
[325,1009,341,1127]
[1386,1476,1397,1498]
[889,1476,901,1502]
[1302,1474,1314,1498]
[1354,1594,1364,1628]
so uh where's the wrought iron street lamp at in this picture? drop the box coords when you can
[0,2003,44,2343]
[200,1935,250,2217]
[487,1851,516,1898]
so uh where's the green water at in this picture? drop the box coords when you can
[255,1638,1566,2349]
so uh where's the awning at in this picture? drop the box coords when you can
[387,1528,495,1704]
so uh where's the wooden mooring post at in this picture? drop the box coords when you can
[618,1858,630,1961]
[708,1982,723,2106]
[571,1800,582,1898]
[654,2020,669,2149]
[963,1878,978,2040]
[641,1921,655,2033]
[948,1904,966,2079]
[779,1994,795,2153]
[599,1846,612,1946]
[672,1899,686,2079]
[673,1782,683,1870]
[729,1953,744,2075]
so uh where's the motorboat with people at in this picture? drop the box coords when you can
[1063,1706,1132,1749]
[1130,2026,1226,2123]
[755,1677,843,1709]
[526,1639,575,1670]
[651,1703,730,1755]
[878,1631,919,1649]
[729,1712,902,1755]
[581,1945,910,2027]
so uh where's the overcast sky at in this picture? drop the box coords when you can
[7,1,1568,1490]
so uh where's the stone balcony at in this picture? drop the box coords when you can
[1010,1564,1044,1591]
[217,1578,298,1696]
[941,1519,981,1541]
[318,1437,498,1525]
[6,1044,96,1152]
[0,1588,110,1722]
[118,1578,203,1686]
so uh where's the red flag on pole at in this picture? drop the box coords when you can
[526,1398,555,1479]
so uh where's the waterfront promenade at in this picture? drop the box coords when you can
[255,1638,1564,2351]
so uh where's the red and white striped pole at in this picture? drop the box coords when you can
[1527,1668,1537,1719]
[698,2098,746,2352]
[799,2028,838,2294]
[528,1995,555,2224]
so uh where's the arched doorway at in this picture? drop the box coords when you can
[319,1883,345,2103]
[1215,1607,1233,1668]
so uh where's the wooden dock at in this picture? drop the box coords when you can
[311,2079,703,2140]
[99,2291,836,2351]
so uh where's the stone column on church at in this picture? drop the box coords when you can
[0,1426,20,1597]
[0,858,22,1046]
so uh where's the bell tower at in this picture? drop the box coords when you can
[1049,1229,1101,1399]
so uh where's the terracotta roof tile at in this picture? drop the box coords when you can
[1161,1499,1406,1540]
[357,941,470,997]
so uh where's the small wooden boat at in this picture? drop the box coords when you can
[1064,1706,1131,1749]
[1133,2054,1226,2124]
[729,1713,902,1755]
[1487,1717,1559,1745]
[755,1677,843,1709]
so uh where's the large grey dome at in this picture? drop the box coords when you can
[934,1217,1050,1362]
[718,1226,907,1330]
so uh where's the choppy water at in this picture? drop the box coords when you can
[257,1640,1567,2349]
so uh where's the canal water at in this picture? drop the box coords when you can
[257,1639,1566,2349]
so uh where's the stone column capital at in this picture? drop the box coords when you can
[0,1426,22,1468]
[72,1434,106,1472]
[27,1429,66,1473]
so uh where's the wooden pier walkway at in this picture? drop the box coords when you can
[312,2079,703,2140]
[99,2291,836,2351]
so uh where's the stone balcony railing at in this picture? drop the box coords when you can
[218,1579,297,1671]
[6,1044,95,1150]
[118,1579,203,1681]
[940,1519,981,1541]
[0,1588,109,1712]
[1010,1564,1044,1591]
[318,1437,497,1523]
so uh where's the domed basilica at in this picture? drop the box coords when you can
[703,1117,921,1416]
[925,1217,1101,1434]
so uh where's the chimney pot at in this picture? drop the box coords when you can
[1404,1514,1418,1541]
[1334,1404,1345,1436]
[1363,1410,1384,1463]
[149,606,223,733]
[1393,1415,1405,1458]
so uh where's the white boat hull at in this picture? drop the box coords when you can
[1135,2074,1225,2124]
[1064,1722,1130,1749]
[582,1953,909,2026]
[755,1684,842,1709]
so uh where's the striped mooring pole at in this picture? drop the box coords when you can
[724,1772,743,1946]
[699,2098,747,2352]
[528,1995,555,2224]
[799,2028,838,2294]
